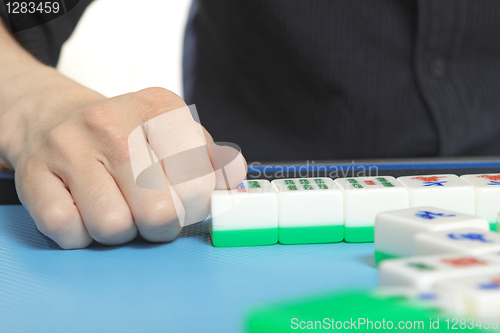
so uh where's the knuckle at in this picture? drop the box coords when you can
[90,211,134,243]
[104,134,131,165]
[177,177,214,202]
[37,204,77,237]
[36,204,93,249]
[81,105,131,164]
[135,87,186,119]
[44,124,78,155]
[16,158,45,188]
[137,87,182,103]
[81,104,118,132]
[136,198,180,229]
[43,124,92,168]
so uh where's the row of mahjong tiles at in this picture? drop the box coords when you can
[210,174,500,247]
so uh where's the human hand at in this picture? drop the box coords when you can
[0,71,246,249]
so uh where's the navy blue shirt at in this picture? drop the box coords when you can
[3,0,500,162]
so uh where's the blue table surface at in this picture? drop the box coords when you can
[0,205,377,333]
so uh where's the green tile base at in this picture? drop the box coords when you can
[211,228,278,247]
[490,222,497,232]
[344,226,374,243]
[279,225,344,245]
[374,250,400,266]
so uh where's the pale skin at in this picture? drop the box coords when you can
[0,19,247,249]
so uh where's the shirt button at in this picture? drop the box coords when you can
[429,57,446,78]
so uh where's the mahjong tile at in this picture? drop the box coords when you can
[334,176,408,243]
[461,174,500,231]
[397,174,475,215]
[414,228,500,256]
[271,178,343,244]
[375,207,489,265]
[434,274,500,318]
[379,254,500,291]
[211,180,278,247]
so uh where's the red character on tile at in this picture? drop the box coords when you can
[442,257,486,267]
[412,176,446,182]
[478,175,500,181]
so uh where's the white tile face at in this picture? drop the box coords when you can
[271,178,343,227]
[375,207,490,257]
[211,180,278,231]
[482,251,500,264]
[414,228,500,256]
[461,174,500,223]
[334,176,409,227]
[434,275,500,318]
[397,174,475,215]
[379,254,500,291]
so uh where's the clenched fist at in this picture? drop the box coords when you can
[0,22,246,249]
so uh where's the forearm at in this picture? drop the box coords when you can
[0,19,103,171]
[0,19,37,171]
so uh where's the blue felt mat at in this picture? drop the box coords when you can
[0,205,377,333]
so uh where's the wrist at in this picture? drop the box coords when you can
[0,63,45,170]
[0,65,104,169]
[0,21,105,170]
